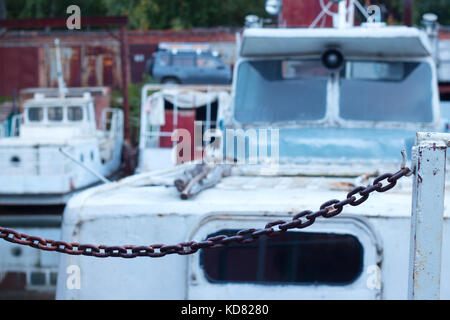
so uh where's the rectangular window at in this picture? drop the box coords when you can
[68,106,83,121]
[343,61,405,81]
[47,106,63,121]
[201,230,363,285]
[282,60,329,79]
[197,56,220,68]
[156,53,170,66]
[172,54,195,67]
[339,61,434,123]
[28,107,43,122]
[234,60,327,123]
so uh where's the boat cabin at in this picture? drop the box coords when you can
[0,89,123,205]
[21,93,97,140]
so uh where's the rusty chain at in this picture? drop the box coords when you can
[0,167,411,258]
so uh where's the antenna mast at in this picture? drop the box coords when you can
[54,38,68,98]
[311,0,371,29]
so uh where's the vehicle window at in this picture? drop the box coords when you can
[157,53,170,66]
[197,56,220,68]
[172,54,195,67]
[68,106,83,121]
[340,61,434,122]
[47,106,63,121]
[28,107,43,122]
[201,230,363,284]
[282,60,329,78]
[234,59,327,123]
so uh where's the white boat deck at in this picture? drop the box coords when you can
[65,164,449,221]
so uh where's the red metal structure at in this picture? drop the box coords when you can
[281,0,336,27]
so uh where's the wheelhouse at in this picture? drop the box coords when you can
[23,99,95,126]
[231,27,441,131]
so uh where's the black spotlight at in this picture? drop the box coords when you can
[321,49,344,71]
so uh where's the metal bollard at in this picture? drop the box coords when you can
[408,132,449,299]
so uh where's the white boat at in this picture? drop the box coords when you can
[0,1,443,299]
[0,40,124,205]
[137,84,231,173]
[0,91,123,205]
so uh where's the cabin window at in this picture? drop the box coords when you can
[47,106,63,121]
[282,60,329,79]
[156,52,170,66]
[68,106,83,121]
[234,60,327,123]
[201,230,363,285]
[339,61,434,123]
[172,54,195,67]
[197,56,220,69]
[28,107,43,122]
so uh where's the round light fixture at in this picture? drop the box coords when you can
[265,0,282,16]
[321,49,344,70]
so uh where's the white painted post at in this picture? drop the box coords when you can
[408,132,449,299]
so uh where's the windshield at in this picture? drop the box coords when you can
[339,61,433,123]
[234,59,434,124]
[234,59,328,123]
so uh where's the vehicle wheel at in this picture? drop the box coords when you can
[161,77,181,85]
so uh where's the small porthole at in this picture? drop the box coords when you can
[90,151,94,161]
[11,246,22,257]
[80,154,84,163]
[10,156,21,167]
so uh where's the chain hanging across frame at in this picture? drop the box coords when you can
[0,167,412,259]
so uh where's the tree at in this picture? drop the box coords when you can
[3,0,450,29]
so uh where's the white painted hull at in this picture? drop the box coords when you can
[0,136,123,205]
[53,168,450,299]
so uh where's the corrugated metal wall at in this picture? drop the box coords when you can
[0,43,122,96]
[0,47,39,96]
[0,29,237,97]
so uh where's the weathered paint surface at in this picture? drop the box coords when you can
[408,133,448,299]
[54,164,450,299]
[0,29,237,96]
[0,47,39,96]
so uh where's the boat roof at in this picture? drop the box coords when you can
[240,26,432,58]
[23,96,92,107]
[0,136,97,146]
[64,164,450,222]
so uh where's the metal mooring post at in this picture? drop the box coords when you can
[408,132,449,299]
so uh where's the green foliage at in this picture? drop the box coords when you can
[414,0,450,25]
[6,0,450,29]
[111,74,155,141]
[5,0,268,29]
[0,96,11,104]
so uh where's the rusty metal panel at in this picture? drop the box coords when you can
[45,45,81,88]
[82,45,121,88]
[129,44,158,83]
[0,47,39,96]
[282,0,334,27]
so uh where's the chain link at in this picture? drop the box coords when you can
[0,167,411,258]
